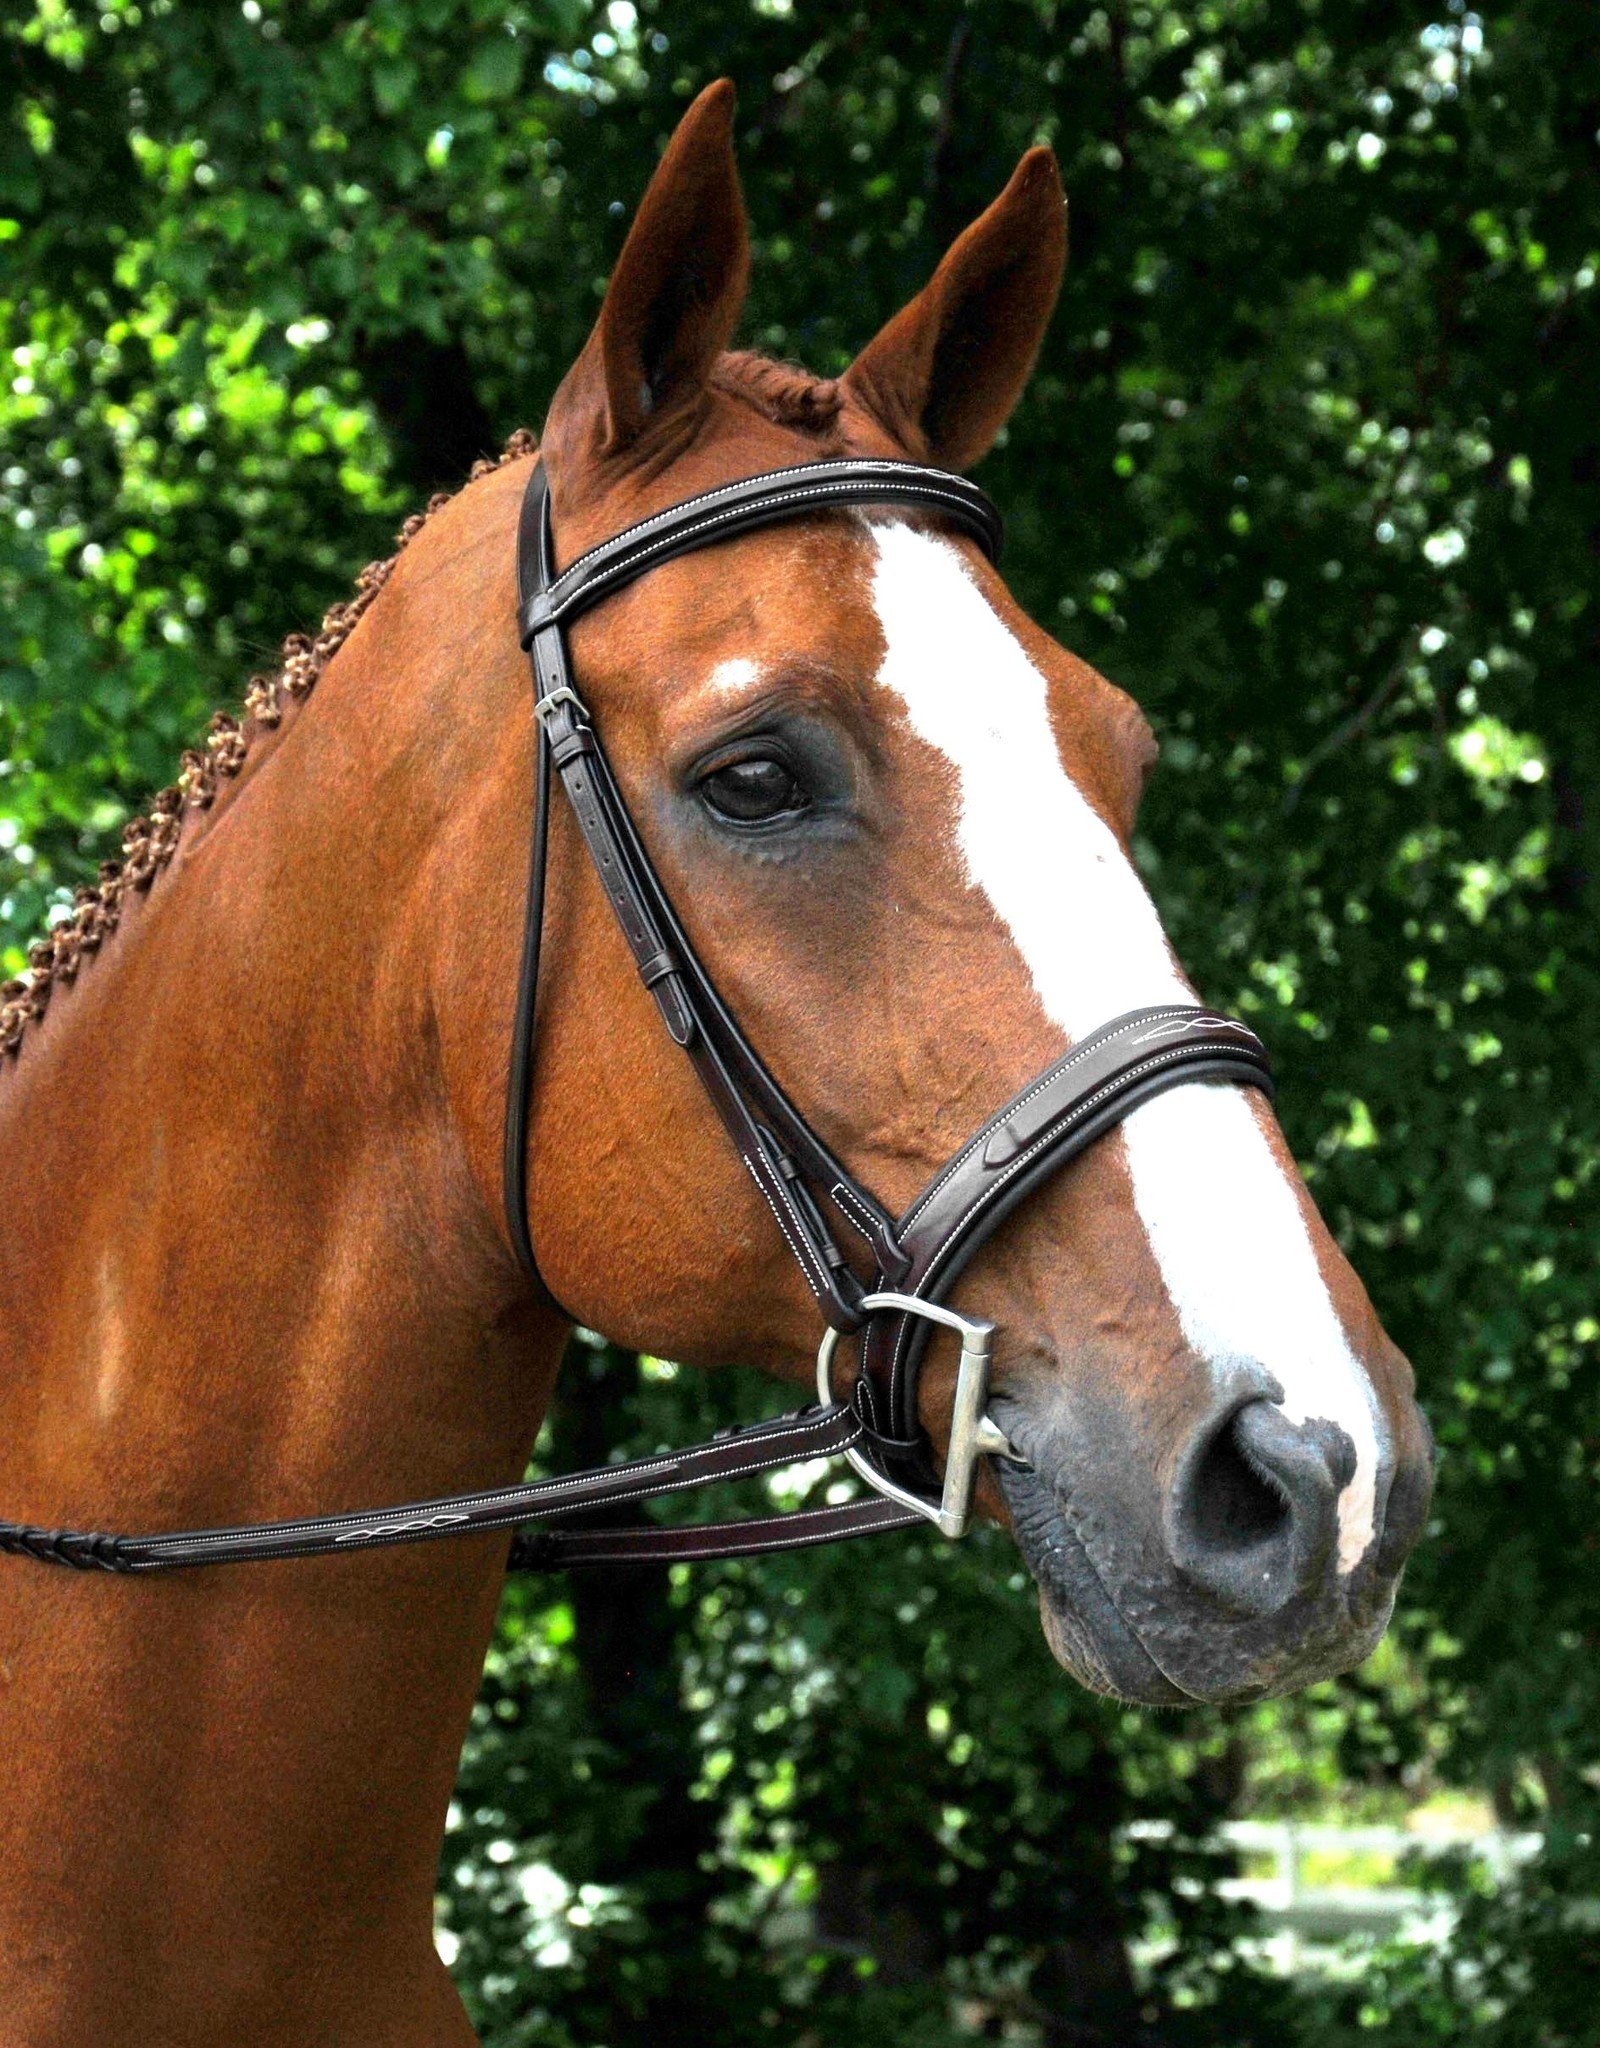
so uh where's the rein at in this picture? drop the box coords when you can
[0,455,1271,1576]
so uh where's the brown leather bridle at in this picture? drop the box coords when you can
[0,455,1271,1576]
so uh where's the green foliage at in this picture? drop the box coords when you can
[4,1,1597,2042]
[1295,1825,1600,2046]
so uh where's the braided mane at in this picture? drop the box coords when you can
[0,427,540,1061]
[0,349,847,1062]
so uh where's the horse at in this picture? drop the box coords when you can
[0,80,1431,2047]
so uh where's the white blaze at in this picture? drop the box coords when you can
[707,655,761,696]
[866,522,1381,1572]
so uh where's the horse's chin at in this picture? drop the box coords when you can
[1000,1460,1194,1705]
[1035,1588,1192,1706]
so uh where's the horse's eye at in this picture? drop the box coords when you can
[698,755,808,825]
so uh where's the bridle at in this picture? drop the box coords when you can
[0,453,1272,1576]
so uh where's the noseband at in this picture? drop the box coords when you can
[0,455,1271,1576]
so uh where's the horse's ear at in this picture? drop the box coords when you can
[842,148,1066,472]
[545,79,749,462]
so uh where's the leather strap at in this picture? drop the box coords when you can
[0,1398,912,1573]
[500,702,551,1283]
[517,455,1001,647]
[510,1495,920,1572]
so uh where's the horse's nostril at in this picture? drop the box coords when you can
[1185,1416,1292,1553]
[1167,1397,1352,1618]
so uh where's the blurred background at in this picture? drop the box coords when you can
[3,2,1597,2042]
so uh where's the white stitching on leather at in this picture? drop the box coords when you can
[829,1178,889,1240]
[886,1046,1266,1397]
[549,460,991,593]
[144,1409,861,1557]
[898,1009,1208,1233]
[549,476,996,620]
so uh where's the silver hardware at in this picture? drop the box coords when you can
[533,684,587,725]
[816,1292,1020,1540]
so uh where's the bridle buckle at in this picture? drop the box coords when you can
[533,684,586,725]
[817,1292,1019,1540]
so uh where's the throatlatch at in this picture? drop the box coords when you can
[0,453,1272,1578]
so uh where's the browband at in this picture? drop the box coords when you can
[0,452,1272,1577]
[516,455,1004,645]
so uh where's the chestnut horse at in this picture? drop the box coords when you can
[0,83,1430,2048]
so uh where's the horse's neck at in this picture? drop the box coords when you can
[0,472,559,2035]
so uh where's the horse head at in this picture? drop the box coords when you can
[438,82,1433,1705]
